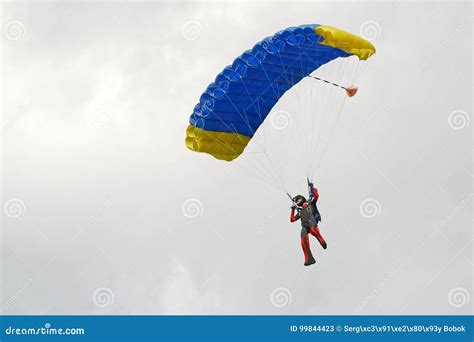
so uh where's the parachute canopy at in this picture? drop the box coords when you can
[185,24,376,161]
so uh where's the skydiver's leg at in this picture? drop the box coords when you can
[310,226,327,249]
[301,227,316,266]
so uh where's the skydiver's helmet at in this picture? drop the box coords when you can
[293,195,306,206]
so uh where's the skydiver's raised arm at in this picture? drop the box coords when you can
[290,207,300,222]
[308,183,319,202]
[312,186,319,201]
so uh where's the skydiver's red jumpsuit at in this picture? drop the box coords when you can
[290,187,327,266]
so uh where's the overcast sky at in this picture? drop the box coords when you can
[1,1,472,315]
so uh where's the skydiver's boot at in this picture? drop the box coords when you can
[310,226,327,249]
[301,234,316,266]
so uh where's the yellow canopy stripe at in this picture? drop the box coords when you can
[185,124,251,161]
[315,25,376,60]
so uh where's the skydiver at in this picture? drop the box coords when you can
[289,180,327,266]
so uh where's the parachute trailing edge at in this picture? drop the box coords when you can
[185,124,250,161]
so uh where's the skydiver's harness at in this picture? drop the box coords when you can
[299,201,321,227]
